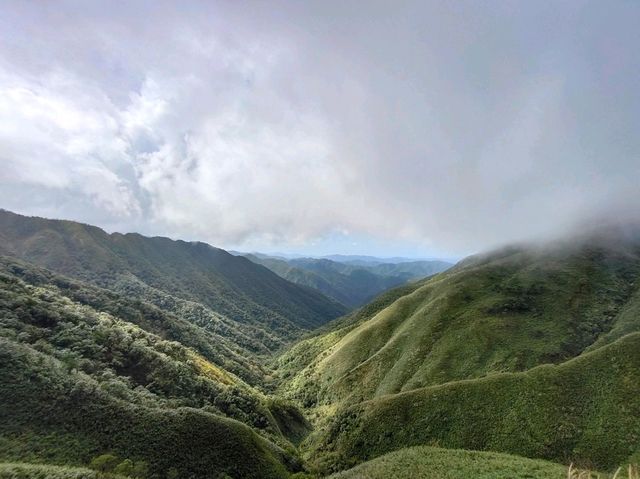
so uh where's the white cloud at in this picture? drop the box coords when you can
[0,1,639,255]
[0,68,139,217]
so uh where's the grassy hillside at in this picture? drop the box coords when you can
[279,237,640,406]
[6,210,640,477]
[243,254,451,308]
[275,280,428,405]
[0,210,346,352]
[328,446,568,479]
[307,332,640,473]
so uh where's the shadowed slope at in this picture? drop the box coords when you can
[0,210,346,354]
[0,340,297,479]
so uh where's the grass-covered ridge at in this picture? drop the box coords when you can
[279,236,640,406]
[308,332,640,473]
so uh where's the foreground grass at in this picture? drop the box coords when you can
[327,446,567,478]
[0,462,125,479]
[328,447,640,479]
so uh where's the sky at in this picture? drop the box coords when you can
[0,1,639,258]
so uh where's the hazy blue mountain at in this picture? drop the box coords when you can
[243,253,452,308]
[321,254,441,265]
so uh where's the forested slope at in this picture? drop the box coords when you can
[0,259,308,478]
[0,210,346,356]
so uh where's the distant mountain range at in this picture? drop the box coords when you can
[237,252,452,308]
[320,253,454,265]
[230,251,456,265]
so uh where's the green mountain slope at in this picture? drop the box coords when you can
[0,261,306,477]
[279,236,640,405]
[0,210,346,353]
[243,254,451,308]
[5,210,640,477]
[0,340,297,478]
[308,332,640,472]
[0,256,269,385]
[328,446,568,479]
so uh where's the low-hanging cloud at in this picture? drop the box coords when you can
[0,1,639,255]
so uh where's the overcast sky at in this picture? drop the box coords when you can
[1,1,639,257]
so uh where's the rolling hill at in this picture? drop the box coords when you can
[307,332,640,473]
[328,446,568,479]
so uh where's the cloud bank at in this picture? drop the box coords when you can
[1,1,639,255]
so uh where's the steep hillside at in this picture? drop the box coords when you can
[0,340,297,478]
[0,256,269,385]
[0,261,307,477]
[308,332,640,473]
[0,210,346,352]
[279,235,640,405]
[243,254,451,308]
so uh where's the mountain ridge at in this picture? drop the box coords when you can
[0,209,347,355]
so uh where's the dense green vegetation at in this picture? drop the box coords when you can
[0,338,298,478]
[328,446,568,478]
[0,209,346,354]
[306,333,640,473]
[279,238,640,406]
[4,210,640,478]
[0,256,269,385]
[242,254,450,308]
[0,258,307,477]
[0,462,127,479]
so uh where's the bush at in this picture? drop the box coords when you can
[89,455,119,473]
